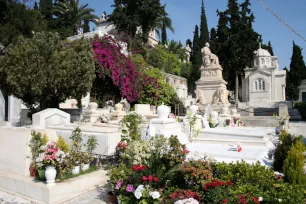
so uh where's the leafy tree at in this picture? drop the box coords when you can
[0,32,95,113]
[199,0,209,48]
[110,0,166,43]
[0,1,47,47]
[53,0,99,35]
[155,12,174,45]
[167,40,188,62]
[146,44,182,75]
[210,27,217,41]
[288,41,306,100]
[214,0,260,90]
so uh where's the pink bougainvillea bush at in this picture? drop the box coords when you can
[92,35,139,102]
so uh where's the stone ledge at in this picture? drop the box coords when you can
[0,169,108,204]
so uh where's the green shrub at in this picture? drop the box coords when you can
[69,127,83,152]
[273,134,304,172]
[57,136,69,153]
[86,135,99,154]
[212,161,275,196]
[294,102,306,120]
[283,142,306,185]
[279,129,289,141]
[41,133,49,145]
[29,131,43,159]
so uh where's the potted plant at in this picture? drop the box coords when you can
[41,141,65,186]
[70,152,81,175]
[81,152,93,171]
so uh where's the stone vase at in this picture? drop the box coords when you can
[45,166,57,185]
[157,104,170,119]
[115,103,123,112]
[72,166,80,175]
[88,102,98,110]
[221,106,229,115]
[81,164,90,171]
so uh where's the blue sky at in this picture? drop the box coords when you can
[81,0,306,70]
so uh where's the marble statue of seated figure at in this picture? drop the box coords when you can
[201,42,220,67]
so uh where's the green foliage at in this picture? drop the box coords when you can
[121,112,144,141]
[261,41,274,56]
[57,136,69,153]
[273,133,302,172]
[283,142,306,185]
[29,131,44,159]
[294,102,306,121]
[41,133,49,145]
[213,0,260,90]
[0,2,47,47]
[155,13,174,45]
[0,32,95,113]
[136,67,177,106]
[147,45,182,75]
[110,0,166,43]
[212,161,275,196]
[86,135,99,154]
[69,127,83,152]
[279,129,289,141]
[286,42,306,100]
[199,0,209,48]
[52,0,99,35]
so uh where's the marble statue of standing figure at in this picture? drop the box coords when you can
[201,42,220,67]
[195,88,205,104]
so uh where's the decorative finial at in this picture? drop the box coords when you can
[259,42,262,49]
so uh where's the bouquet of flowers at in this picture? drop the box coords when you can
[36,141,65,168]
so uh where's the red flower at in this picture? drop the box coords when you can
[153,177,158,183]
[222,199,228,203]
[141,176,147,182]
[227,181,233,185]
[253,197,259,203]
[148,175,153,181]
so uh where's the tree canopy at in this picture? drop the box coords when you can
[199,0,209,47]
[0,32,95,112]
[110,0,166,43]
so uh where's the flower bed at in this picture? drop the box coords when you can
[108,132,306,203]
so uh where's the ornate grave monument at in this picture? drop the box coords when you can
[195,43,230,111]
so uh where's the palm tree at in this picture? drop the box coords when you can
[167,40,188,61]
[53,0,99,35]
[155,13,174,45]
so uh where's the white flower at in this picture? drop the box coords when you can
[149,191,160,199]
[258,197,263,201]
[279,199,282,202]
[134,185,144,199]
[40,145,46,151]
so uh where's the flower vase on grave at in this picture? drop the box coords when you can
[115,103,123,112]
[38,168,46,180]
[45,166,57,186]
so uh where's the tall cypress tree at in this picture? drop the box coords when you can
[83,20,90,33]
[210,27,217,41]
[34,1,39,10]
[39,0,52,21]
[289,41,306,100]
[189,25,202,94]
[199,0,209,48]
[215,0,260,90]
[262,41,274,56]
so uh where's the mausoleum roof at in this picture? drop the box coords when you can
[254,47,271,57]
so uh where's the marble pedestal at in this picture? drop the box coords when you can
[150,118,181,137]
[110,111,126,121]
